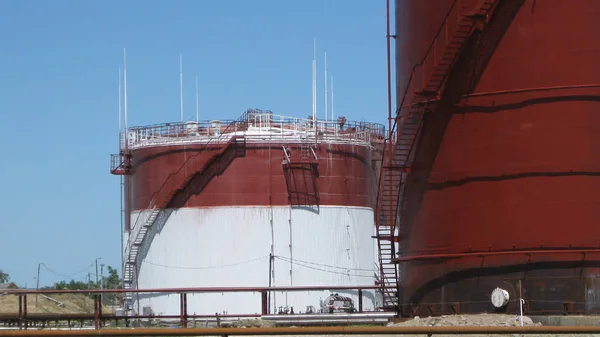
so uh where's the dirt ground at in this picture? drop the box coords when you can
[0,293,114,314]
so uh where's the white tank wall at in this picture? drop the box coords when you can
[126,206,379,315]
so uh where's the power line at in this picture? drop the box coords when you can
[142,255,270,270]
[276,256,376,272]
[140,255,375,278]
[41,261,96,279]
[275,256,375,279]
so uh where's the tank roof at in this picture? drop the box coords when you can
[119,109,385,150]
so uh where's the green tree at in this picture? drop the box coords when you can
[44,266,123,305]
[0,269,9,283]
[103,266,122,289]
[46,265,122,291]
[50,281,68,290]
[101,266,123,305]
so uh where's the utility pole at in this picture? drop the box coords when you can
[95,257,102,286]
[100,264,105,289]
[35,263,41,306]
[87,273,91,312]
[100,263,105,305]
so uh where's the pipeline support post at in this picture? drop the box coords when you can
[179,293,188,328]
[93,294,102,329]
[358,289,363,313]
[261,291,268,315]
[17,295,27,330]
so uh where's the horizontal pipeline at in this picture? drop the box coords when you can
[0,313,260,321]
[262,313,396,321]
[464,83,600,98]
[6,326,600,336]
[1,285,380,295]
[393,248,600,262]
[402,84,600,109]
[260,319,390,326]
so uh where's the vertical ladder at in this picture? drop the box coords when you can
[299,141,311,161]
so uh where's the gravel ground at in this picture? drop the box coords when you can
[385,314,597,337]
[392,313,538,327]
[389,313,538,337]
[4,314,599,337]
[237,314,600,337]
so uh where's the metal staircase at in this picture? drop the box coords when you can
[375,0,499,311]
[418,0,497,98]
[376,114,422,310]
[159,136,246,209]
[120,135,245,312]
[113,117,246,313]
[122,207,159,307]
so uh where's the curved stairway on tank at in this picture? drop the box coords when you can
[122,131,246,313]
[374,0,523,311]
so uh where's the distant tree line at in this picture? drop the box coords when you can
[0,266,123,290]
[1,266,124,305]
[44,266,122,291]
[42,266,123,305]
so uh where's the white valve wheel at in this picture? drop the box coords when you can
[491,287,510,308]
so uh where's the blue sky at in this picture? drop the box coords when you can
[0,0,392,287]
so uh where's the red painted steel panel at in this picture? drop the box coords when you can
[396,0,600,314]
[129,143,377,211]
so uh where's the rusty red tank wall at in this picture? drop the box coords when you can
[397,0,600,314]
[128,142,377,212]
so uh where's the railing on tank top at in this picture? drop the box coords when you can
[120,112,385,150]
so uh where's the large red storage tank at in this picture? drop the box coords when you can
[395,0,600,315]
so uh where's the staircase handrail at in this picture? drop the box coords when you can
[373,137,395,299]
[374,138,388,227]
[123,200,156,265]
[376,0,462,226]
[282,146,291,163]
[310,147,318,161]
[394,0,461,139]
[138,114,247,212]
[373,0,462,306]
[159,134,245,209]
